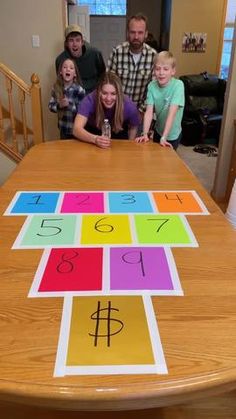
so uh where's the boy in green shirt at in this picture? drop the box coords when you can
[136,51,185,150]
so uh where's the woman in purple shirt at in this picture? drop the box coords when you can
[73,71,140,148]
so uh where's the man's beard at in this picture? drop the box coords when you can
[130,41,143,52]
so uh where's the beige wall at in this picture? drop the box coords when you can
[0,0,66,140]
[169,0,225,77]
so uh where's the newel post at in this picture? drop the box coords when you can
[30,73,44,144]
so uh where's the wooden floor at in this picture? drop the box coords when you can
[1,390,236,419]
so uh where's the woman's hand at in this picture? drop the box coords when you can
[94,135,111,149]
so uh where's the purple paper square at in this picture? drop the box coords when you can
[110,247,174,290]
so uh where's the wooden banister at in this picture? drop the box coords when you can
[0,63,30,94]
[0,62,44,163]
[0,141,22,163]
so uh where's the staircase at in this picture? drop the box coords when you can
[0,63,44,165]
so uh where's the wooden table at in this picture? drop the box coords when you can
[1,140,236,419]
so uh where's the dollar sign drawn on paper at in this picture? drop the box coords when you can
[89,300,124,347]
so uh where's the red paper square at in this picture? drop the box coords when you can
[39,248,103,292]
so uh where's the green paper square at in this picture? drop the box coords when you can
[134,214,192,245]
[20,215,77,247]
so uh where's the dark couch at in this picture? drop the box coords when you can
[179,73,226,146]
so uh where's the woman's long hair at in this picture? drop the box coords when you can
[95,71,124,133]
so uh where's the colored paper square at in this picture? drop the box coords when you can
[10,192,59,214]
[81,214,132,245]
[134,214,193,245]
[152,191,204,213]
[110,247,174,290]
[66,296,155,366]
[108,192,153,213]
[60,192,104,213]
[38,248,103,292]
[19,215,77,247]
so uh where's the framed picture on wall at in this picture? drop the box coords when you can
[182,32,207,52]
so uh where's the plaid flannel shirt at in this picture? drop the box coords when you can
[48,83,85,136]
[107,41,156,110]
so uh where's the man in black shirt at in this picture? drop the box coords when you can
[56,24,106,94]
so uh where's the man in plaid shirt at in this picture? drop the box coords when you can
[107,14,157,112]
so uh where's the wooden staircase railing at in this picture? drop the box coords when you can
[0,63,44,163]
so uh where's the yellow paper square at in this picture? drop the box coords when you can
[81,214,132,244]
[67,296,155,366]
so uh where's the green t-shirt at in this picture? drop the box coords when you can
[146,77,185,141]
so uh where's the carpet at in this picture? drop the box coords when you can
[177,144,217,193]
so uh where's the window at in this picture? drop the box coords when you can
[78,0,126,15]
[220,0,236,79]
